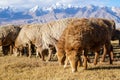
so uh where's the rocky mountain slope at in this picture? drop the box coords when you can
[0,4,120,27]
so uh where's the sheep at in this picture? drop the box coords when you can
[0,24,21,55]
[13,24,42,57]
[56,18,115,72]
[13,18,77,60]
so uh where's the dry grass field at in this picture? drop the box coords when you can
[0,40,120,80]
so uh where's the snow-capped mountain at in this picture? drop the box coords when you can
[112,7,120,17]
[0,4,120,27]
[28,5,45,17]
[29,5,39,12]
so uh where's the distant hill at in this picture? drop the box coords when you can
[0,5,120,28]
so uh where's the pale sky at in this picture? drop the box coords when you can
[0,0,120,9]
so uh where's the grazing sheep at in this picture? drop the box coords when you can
[56,18,115,72]
[13,18,77,61]
[38,18,76,61]
[13,24,43,57]
[0,24,21,55]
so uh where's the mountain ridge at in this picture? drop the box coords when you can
[0,5,120,27]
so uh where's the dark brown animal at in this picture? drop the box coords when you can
[0,24,21,55]
[56,18,115,72]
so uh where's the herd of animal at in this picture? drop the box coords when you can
[0,17,120,72]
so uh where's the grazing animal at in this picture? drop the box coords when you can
[13,18,77,61]
[13,24,43,57]
[38,18,76,61]
[56,18,115,72]
[0,24,21,55]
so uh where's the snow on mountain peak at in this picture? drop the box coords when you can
[56,2,62,7]
[29,5,39,12]
[51,2,65,9]
[86,5,93,9]
[111,7,120,13]
[42,3,66,11]
[0,4,120,26]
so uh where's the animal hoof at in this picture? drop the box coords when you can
[72,69,77,73]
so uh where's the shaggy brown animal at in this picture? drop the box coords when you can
[93,18,115,63]
[56,18,115,72]
[0,24,21,55]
